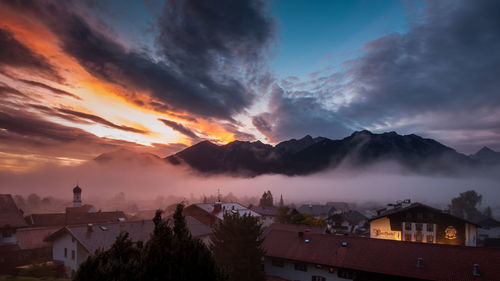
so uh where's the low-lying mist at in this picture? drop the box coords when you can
[1,159,499,216]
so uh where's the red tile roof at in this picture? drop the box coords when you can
[65,211,126,225]
[263,228,500,281]
[16,226,59,249]
[266,275,292,281]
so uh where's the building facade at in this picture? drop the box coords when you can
[370,203,478,246]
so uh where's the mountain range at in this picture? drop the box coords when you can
[95,130,500,176]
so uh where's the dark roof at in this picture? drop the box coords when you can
[250,206,279,217]
[342,210,367,225]
[0,194,27,228]
[73,185,81,193]
[297,204,335,217]
[27,213,66,227]
[263,228,500,281]
[46,217,212,253]
[326,202,349,210]
[16,226,59,249]
[369,202,480,226]
[478,217,500,228]
[262,223,325,238]
[267,276,292,281]
[46,221,154,253]
[65,211,126,225]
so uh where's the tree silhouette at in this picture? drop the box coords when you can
[210,212,265,281]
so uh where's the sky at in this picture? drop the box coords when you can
[1,0,500,173]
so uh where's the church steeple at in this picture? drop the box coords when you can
[73,184,82,207]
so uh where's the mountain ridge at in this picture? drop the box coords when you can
[94,130,497,176]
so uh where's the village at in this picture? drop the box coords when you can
[1,186,500,281]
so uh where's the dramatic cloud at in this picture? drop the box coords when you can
[159,118,200,141]
[253,85,351,142]
[254,0,500,152]
[58,108,147,134]
[4,0,274,120]
[0,28,63,82]
[17,79,81,100]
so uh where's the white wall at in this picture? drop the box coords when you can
[264,257,352,281]
[52,233,88,277]
[465,223,477,247]
[370,217,401,241]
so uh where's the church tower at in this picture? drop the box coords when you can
[73,185,82,207]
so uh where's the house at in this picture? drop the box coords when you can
[251,206,279,227]
[0,194,27,245]
[262,225,500,281]
[0,194,58,274]
[183,201,261,227]
[45,220,154,276]
[370,202,479,246]
[25,185,126,227]
[477,217,500,247]
[297,204,336,219]
[329,210,368,236]
[46,215,212,277]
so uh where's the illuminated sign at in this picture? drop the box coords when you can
[445,226,457,239]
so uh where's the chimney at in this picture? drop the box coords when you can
[213,201,222,214]
[416,257,423,268]
[473,264,480,277]
[87,223,93,233]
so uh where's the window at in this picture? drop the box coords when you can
[2,229,12,237]
[427,235,434,243]
[415,231,423,242]
[405,234,412,241]
[415,223,423,231]
[427,224,434,232]
[294,263,307,272]
[71,250,75,260]
[271,258,284,267]
[338,269,354,279]
[64,248,67,258]
[404,222,412,230]
[312,276,326,281]
[328,267,335,273]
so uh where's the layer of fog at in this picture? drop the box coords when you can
[1,159,499,216]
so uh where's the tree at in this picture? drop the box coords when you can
[210,212,266,281]
[279,194,284,207]
[258,190,273,207]
[449,190,482,220]
[75,205,226,281]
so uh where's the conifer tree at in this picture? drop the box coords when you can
[210,212,266,281]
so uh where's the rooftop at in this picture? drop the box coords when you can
[193,202,261,220]
[263,227,500,281]
[0,194,27,228]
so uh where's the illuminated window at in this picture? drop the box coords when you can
[329,267,335,273]
[404,223,412,230]
[415,223,423,231]
[312,276,326,281]
[294,263,307,272]
[427,224,434,232]
[315,264,322,269]
[427,235,434,243]
[271,258,284,267]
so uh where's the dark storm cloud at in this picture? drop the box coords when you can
[252,85,351,142]
[58,108,147,134]
[4,0,274,120]
[338,0,500,126]
[18,79,81,100]
[0,28,63,82]
[255,0,500,150]
[158,118,200,141]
